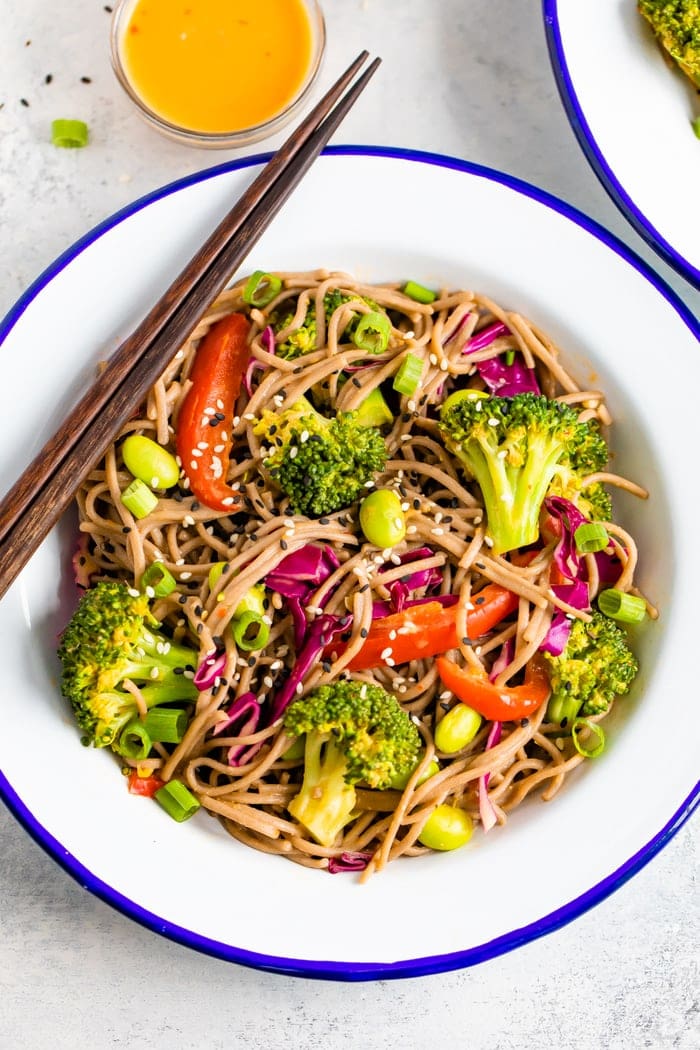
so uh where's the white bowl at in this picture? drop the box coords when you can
[0,148,698,979]
[544,0,700,289]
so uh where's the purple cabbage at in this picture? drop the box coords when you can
[488,638,515,682]
[462,319,540,397]
[379,547,444,614]
[193,649,227,691]
[212,690,263,766]
[265,543,341,648]
[243,325,275,396]
[538,610,572,656]
[544,496,588,582]
[268,613,352,724]
[478,720,503,833]
[327,852,373,874]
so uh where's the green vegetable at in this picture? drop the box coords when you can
[393,353,424,396]
[254,395,387,517]
[154,780,201,822]
[388,757,440,791]
[439,392,609,554]
[271,289,382,360]
[418,804,473,851]
[242,270,282,307]
[543,609,639,726]
[352,311,391,354]
[143,707,188,744]
[283,680,421,847]
[354,386,394,428]
[434,703,482,754]
[359,489,406,548]
[140,562,177,598]
[598,588,647,623]
[57,580,198,750]
[51,118,89,148]
[121,479,158,519]
[122,434,180,490]
[638,1,700,88]
[693,116,700,138]
[571,718,606,759]
[231,583,270,651]
[117,719,151,761]
[574,523,609,554]
[401,280,437,304]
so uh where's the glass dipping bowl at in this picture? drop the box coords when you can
[110,0,326,148]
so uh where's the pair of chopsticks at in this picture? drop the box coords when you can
[0,51,381,601]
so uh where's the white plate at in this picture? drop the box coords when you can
[544,0,700,289]
[0,148,698,980]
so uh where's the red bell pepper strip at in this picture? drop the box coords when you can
[341,583,520,671]
[436,653,551,721]
[127,771,164,797]
[176,312,250,512]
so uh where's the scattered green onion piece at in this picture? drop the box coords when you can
[141,561,177,597]
[122,434,180,489]
[571,718,606,759]
[504,350,516,366]
[242,270,282,307]
[598,588,647,623]
[51,118,89,148]
[402,280,437,304]
[352,311,392,353]
[393,352,424,396]
[235,583,266,619]
[117,720,152,761]
[121,479,158,519]
[692,116,700,140]
[143,707,188,744]
[154,780,201,822]
[574,522,609,554]
[232,611,270,652]
[354,385,394,427]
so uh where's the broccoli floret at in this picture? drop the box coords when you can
[58,580,198,750]
[254,397,387,516]
[546,417,612,520]
[283,680,421,846]
[439,392,605,555]
[272,289,380,360]
[638,1,700,87]
[543,610,639,726]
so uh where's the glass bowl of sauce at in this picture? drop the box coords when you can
[110,0,326,148]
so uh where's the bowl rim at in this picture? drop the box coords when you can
[109,0,327,148]
[542,0,700,292]
[1,145,698,981]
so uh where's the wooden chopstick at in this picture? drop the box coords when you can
[0,53,381,600]
[0,50,374,549]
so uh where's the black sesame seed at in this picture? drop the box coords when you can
[521,718,530,728]
[196,623,204,635]
[80,76,92,84]
[360,628,368,639]
[173,667,184,675]
[280,539,288,550]
[475,562,486,570]
[412,498,421,510]
[401,413,411,424]
[475,596,485,605]
[559,718,568,729]
[212,635,224,646]
[293,366,304,375]
[450,497,459,509]
[269,425,277,436]
[352,377,362,389]
[249,532,258,542]
[178,595,188,605]
[461,637,473,646]
[104,5,113,11]
[440,701,451,711]
[398,484,407,498]
[208,418,220,427]
[359,583,370,593]
[44,73,53,84]
[191,500,200,511]
[214,412,225,421]
[122,526,131,533]
[319,517,330,525]
[247,656,256,667]
[194,604,203,617]
[20,98,30,107]
[322,661,332,673]
[442,515,453,523]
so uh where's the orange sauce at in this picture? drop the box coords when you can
[121,0,314,134]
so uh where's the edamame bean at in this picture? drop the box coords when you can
[418,804,473,851]
[434,703,482,754]
[122,434,180,489]
[359,489,406,548]
[389,758,440,792]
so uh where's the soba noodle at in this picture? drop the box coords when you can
[72,270,651,878]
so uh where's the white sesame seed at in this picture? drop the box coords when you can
[289,446,298,459]
[216,399,225,410]
[183,515,195,527]
[401,434,412,441]
[390,553,402,565]
[174,349,184,360]
[128,587,140,599]
[406,525,418,535]
[389,630,397,640]
[200,416,209,428]
[190,460,199,471]
[435,512,443,524]
[243,413,256,421]
[264,676,274,689]
[283,518,295,528]
[220,432,228,442]
[440,690,452,700]
[233,416,241,427]
[364,480,375,488]
[484,536,494,547]
[380,647,393,660]
[213,444,225,453]
[432,527,445,536]
[145,586,155,599]
[296,683,303,695]
[221,496,235,506]
[407,400,416,412]
[150,667,159,680]
[440,359,449,371]
[360,684,368,699]
[429,353,438,365]
[183,670,195,680]
[204,407,215,416]
[192,448,203,457]
[300,430,310,443]
[401,502,410,512]
[150,476,159,488]
[488,417,499,427]
[180,571,192,580]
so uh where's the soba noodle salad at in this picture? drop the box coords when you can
[58,270,654,878]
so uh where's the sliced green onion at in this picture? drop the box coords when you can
[354,386,394,427]
[402,280,437,304]
[692,116,700,140]
[231,611,270,652]
[141,561,177,597]
[574,522,609,554]
[393,352,424,396]
[154,780,201,822]
[235,583,266,619]
[208,561,229,591]
[352,311,391,353]
[242,270,282,307]
[121,479,158,519]
[143,707,188,744]
[117,720,152,761]
[571,718,606,759]
[504,350,516,366]
[51,118,89,148]
[598,588,647,623]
